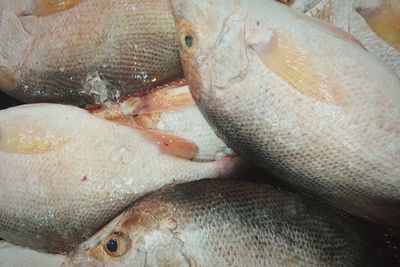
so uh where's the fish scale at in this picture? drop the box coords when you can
[169,0,400,227]
[0,104,243,253]
[64,179,373,266]
[0,0,183,106]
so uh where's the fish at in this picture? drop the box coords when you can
[0,0,182,106]
[0,240,65,267]
[63,179,372,267]
[168,0,400,227]
[0,103,244,253]
[92,83,235,162]
[286,0,400,76]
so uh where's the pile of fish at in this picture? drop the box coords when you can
[0,0,399,266]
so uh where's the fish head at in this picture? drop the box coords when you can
[169,0,249,103]
[63,199,190,266]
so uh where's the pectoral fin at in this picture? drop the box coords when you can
[249,30,347,106]
[137,128,199,160]
[137,84,195,115]
[355,0,400,52]
[24,0,84,16]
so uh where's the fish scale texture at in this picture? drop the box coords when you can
[133,179,369,266]
[200,86,400,226]
[171,0,400,227]
[0,104,236,253]
[0,0,182,105]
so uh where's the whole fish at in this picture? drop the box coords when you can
[0,241,65,267]
[0,104,243,253]
[64,179,372,267]
[169,0,400,226]
[0,0,182,106]
[287,0,400,76]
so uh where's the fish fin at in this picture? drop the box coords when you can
[355,0,400,52]
[92,107,198,160]
[133,113,161,129]
[249,30,347,106]
[137,127,199,160]
[91,84,195,129]
[23,0,84,16]
[131,85,195,116]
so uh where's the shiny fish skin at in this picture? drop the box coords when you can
[0,104,242,253]
[64,179,371,267]
[169,0,400,226]
[289,0,400,76]
[0,0,182,106]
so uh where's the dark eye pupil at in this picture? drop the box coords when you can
[106,238,118,253]
[185,35,193,48]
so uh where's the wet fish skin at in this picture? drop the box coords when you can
[288,0,400,76]
[0,104,243,253]
[169,0,400,226]
[64,179,371,267]
[0,0,182,106]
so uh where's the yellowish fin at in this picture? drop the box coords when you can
[92,83,194,129]
[137,128,199,160]
[250,31,347,106]
[355,0,400,52]
[138,85,195,115]
[89,82,198,159]
[24,0,84,16]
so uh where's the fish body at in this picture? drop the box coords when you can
[0,104,242,253]
[169,0,400,226]
[64,179,372,267]
[0,0,182,105]
[289,0,400,76]
[0,241,65,267]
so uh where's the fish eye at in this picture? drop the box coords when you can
[103,231,130,257]
[180,30,196,52]
[185,35,193,48]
